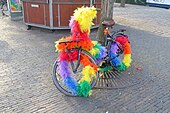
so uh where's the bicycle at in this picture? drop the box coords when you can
[0,0,8,16]
[52,6,132,97]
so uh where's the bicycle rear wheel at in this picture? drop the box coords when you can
[52,49,99,97]
[110,35,132,71]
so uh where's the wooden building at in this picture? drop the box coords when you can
[22,0,101,29]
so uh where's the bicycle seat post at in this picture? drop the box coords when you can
[104,27,109,46]
[105,27,109,32]
[102,19,115,46]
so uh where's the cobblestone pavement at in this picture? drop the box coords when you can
[0,4,170,113]
[114,4,170,37]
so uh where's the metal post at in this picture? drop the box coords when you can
[49,0,53,28]
[58,4,60,27]
[22,1,25,23]
[90,0,93,6]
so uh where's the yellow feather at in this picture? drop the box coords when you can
[92,41,97,45]
[123,54,132,67]
[73,6,97,33]
[79,65,96,83]
[89,48,99,56]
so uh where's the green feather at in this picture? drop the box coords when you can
[117,63,127,71]
[77,81,91,97]
[99,66,111,71]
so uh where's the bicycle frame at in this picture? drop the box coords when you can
[104,27,124,61]
[65,26,125,73]
[60,26,126,73]
[67,47,81,74]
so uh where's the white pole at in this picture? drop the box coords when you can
[7,0,10,12]
[90,0,92,6]
[49,0,53,28]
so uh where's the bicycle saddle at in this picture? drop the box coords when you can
[102,19,115,27]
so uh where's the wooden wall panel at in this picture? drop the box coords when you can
[59,5,72,26]
[52,0,58,3]
[83,0,90,2]
[23,0,101,28]
[53,4,58,27]
[58,0,71,2]
[58,3,100,27]
[45,4,50,26]
[95,0,101,3]
[96,4,101,24]
[72,4,84,11]
[26,2,45,25]
[73,0,84,2]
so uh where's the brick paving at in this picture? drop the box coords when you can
[114,3,170,37]
[0,4,170,113]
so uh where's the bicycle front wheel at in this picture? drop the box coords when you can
[52,48,99,97]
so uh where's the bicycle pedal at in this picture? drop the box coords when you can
[99,62,107,68]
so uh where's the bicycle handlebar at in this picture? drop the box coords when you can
[58,38,85,44]
[58,40,80,44]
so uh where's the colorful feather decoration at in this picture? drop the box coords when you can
[54,6,132,97]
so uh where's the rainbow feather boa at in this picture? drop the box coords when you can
[55,6,132,97]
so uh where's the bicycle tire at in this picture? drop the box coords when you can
[2,2,8,16]
[52,48,99,96]
[0,1,3,13]
[110,34,132,71]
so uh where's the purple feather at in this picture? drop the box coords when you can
[58,60,71,79]
[69,16,74,28]
[97,59,102,64]
[100,46,107,58]
[111,43,118,54]
[97,46,107,59]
